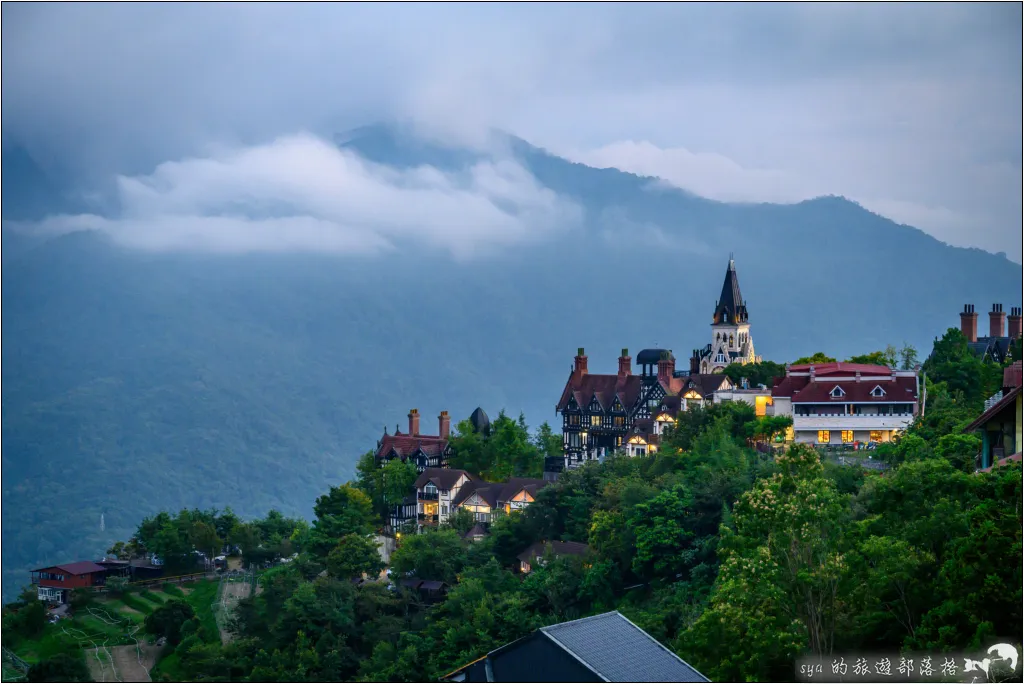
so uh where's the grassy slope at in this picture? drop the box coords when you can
[150,580,219,682]
[2,589,179,679]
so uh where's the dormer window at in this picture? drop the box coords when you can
[424,483,437,494]
[870,385,886,397]
[830,386,846,398]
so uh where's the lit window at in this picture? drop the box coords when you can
[613,416,624,426]
[817,430,831,444]
[590,415,601,427]
[841,431,854,443]
[869,430,884,442]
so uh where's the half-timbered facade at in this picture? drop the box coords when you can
[414,468,473,528]
[556,348,733,471]
[375,409,454,472]
[452,477,549,527]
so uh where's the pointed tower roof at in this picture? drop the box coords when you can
[713,258,747,325]
[469,407,491,435]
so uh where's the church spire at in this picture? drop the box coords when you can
[714,257,747,325]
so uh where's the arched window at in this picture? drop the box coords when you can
[729,334,734,347]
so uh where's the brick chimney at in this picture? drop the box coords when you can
[438,411,450,440]
[618,348,631,377]
[408,408,420,436]
[574,348,588,378]
[960,304,978,343]
[657,351,675,385]
[990,304,1006,338]
[1008,307,1023,339]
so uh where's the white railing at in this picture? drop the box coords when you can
[793,414,914,430]
[983,391,1004,411]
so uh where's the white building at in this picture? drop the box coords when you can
[770,362,920,445]
[694,259,761,374]
[413,468,473,528]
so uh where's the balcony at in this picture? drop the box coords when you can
[418,513,438,525]
[417,491,439,501]
[792,414,914,431]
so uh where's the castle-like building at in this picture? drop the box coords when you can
[553,257,760,472]
[691,258,761,374]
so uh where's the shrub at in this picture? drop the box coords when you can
[144,599,196,645]
[27,653,90,682]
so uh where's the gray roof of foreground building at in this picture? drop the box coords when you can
[539,611,710,682]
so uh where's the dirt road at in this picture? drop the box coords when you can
[86,643,159,683]
[217,577,253,644]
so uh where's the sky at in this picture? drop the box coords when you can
[2,2,1022,259]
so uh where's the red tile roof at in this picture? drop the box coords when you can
[772,365,917,404]
[32,561,108,575]
[788,378,918,404]
[376,433,450,459]
[556,370,644,412]
[1004,361,1023,390]
[786,362,893,375]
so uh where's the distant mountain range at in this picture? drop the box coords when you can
[1,124,1020,599]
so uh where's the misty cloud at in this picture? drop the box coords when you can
[2,3,1021,257]
[22,135,582,259]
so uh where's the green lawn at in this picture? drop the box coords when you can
[4,599,142,670]
[161,583,186,598]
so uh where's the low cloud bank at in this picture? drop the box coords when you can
[23,134,582,260]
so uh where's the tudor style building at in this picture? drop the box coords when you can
[555,347,733,470]
[957,303,1022,365]
[375,409,454,472]
[452,477,549,526]
[413,467,474,528]
[693,258,761,374]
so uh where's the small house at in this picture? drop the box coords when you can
[30,561,111,604]
[517,540,590,575]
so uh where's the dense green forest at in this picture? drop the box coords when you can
[5,328,1019,682]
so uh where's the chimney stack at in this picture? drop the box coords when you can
[960,304,978,343]
[1008,307,1023,339]
[990,303,1007,338]
[855,371,862,383]
[618,348,632,377]
[809,365,816,382]
[657,351,675,385]
[574,348,588,377]
[408,408,420,436]
[439,411,450,440]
